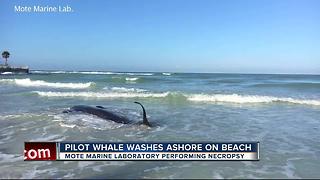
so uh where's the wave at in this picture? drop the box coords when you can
[32,70,112,75]
[30,70,46,73]
[33,91,320,106]
[125,77,139,81]
[187,94,320,106]
[33,91,169,98]
[50,71,69,74]
[0,79,12,83]
[78,72,153,76]
[31,70,67,74]
[125,73,153,76]
[75,71,113,75]
[162,73,172,76]
[0,78,93,89]
[111,77,142,83]
[31,70,154,76]
[104,86,147,93]
[1,72,13,75]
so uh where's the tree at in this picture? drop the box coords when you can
[2,51,10,66]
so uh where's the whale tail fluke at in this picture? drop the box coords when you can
[134,102,151,127]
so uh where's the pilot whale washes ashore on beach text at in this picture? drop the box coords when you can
[14,5,73,13]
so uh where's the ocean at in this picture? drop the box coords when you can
[0,71,319,178]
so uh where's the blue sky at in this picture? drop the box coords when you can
[0,0,319,74]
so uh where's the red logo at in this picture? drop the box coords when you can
[24,142,57,161]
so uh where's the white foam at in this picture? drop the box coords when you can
[59,123,76,128]
[77,71,114,75]
[32,70,96,74]
[162,73,171,76]
[0,79,12,83]
[31,71,153,76]
[78,72,153,76]
[1,72,13,75]
[108,87,147,93]
[34,91,169,98]
[31,70,48,73]
[33,90,320,106]
[126,73,153,76]
[50,71,68,74]
[32,70,67,74]
[187,94,320,106]
[0,78,93,89]
[125,77,139,81]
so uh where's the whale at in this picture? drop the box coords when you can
[63,102,151,127]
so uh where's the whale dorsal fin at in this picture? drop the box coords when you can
[134,102,151,127]
[96,106,105,109]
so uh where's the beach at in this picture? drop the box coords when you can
[0,71,319,178]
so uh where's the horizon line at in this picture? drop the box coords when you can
[31,69,320,76]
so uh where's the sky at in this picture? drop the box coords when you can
[0,0,319,74]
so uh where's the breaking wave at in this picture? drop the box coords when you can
[33,91,320,106]
[76,71,114,75]
[125,77,139,82]
[1,72,13,75]
[104,86,147,93]
[162,73,172,76]
[0,78,94,89]
[187,94,320,106]
[124,73,153,76]
[33,91,169,98]
[31,70,153,76]
[31,70,67,74]
[78,72,153,76]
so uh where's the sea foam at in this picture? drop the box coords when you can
[187,94,320,106]
[1,72,13,75]
[31,70,153,76]
[33,91,169,98]
[104,86,147,93]
[125,77,139,81]
[0,78,93,89]
[33,90,320,106]
[76,71,114,75]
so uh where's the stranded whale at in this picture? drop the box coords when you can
[63,102,151,127]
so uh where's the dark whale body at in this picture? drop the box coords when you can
[63,102,151,127]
